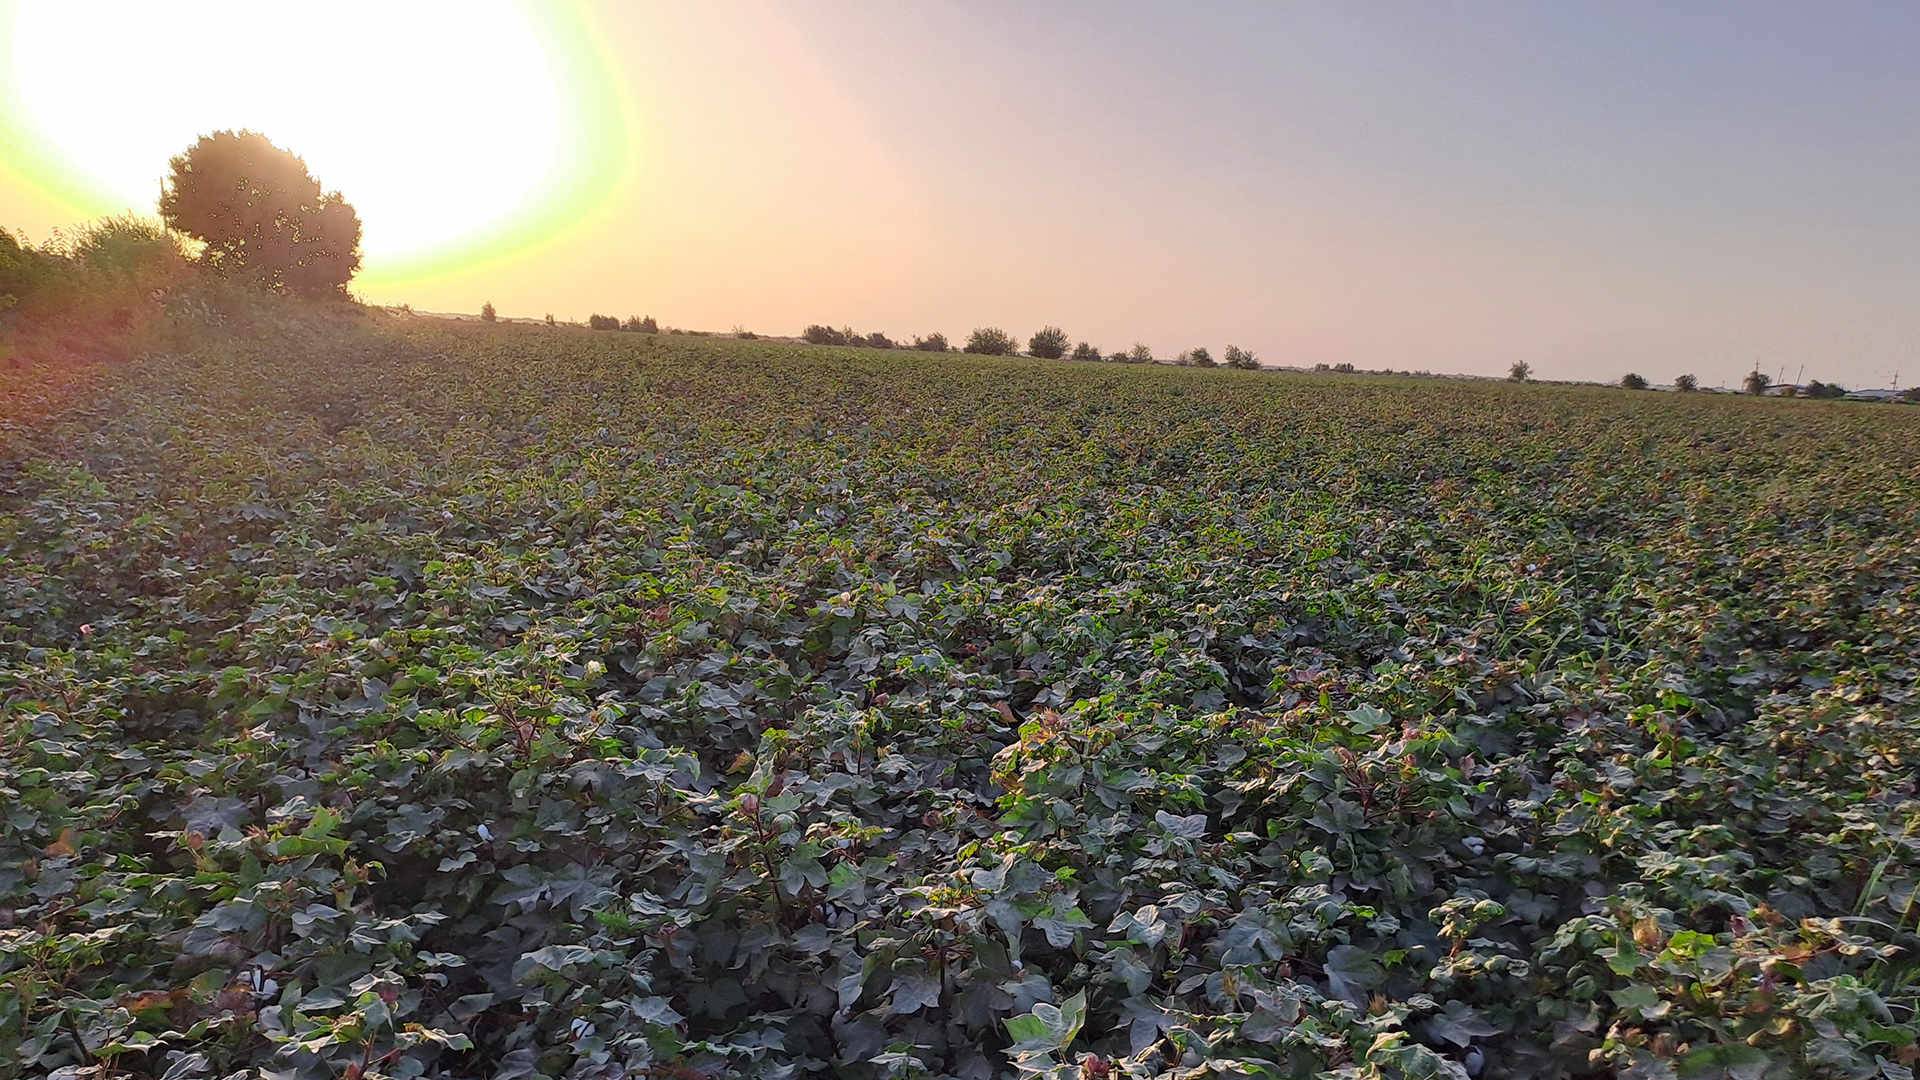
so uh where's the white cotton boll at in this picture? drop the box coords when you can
[1462,836,1486,855]
[477,824,493,841]
[570,1019,596,1039]
[1464,1046,1485,1076]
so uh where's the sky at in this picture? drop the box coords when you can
[3,1,1919,387]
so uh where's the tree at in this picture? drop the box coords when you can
[159,130,361,297]
[912,333,949,352]
[1620,372,1648,390]
[964,327,1018,355]
[1744,370,1771,396]
[1189,346,1216,368]
[1127,343,1154,364]
[1224,345,1258,370]
[480,301,496,323]
[1805,380,1846,399]
[588,314,620,330]
[1674,374,1698,393]
[1028,326,1069,359]
[1509,360,1531,383]
[625,315,658,333]
[1069,342,1100,362]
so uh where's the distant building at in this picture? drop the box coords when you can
[1843,388,1903,402]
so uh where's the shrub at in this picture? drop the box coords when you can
[964,327,1018,355]
[65,215,189,282]
[865,331,895,349]
[545,313,555,326]
[1620,372,1648,390]
[0,227,56,313]
[588,313,621,331]
[1028,325,1069,359]
[1744,370,1771,395]
[803,324,846,346]
[1224,344,1258,370]
[480,301,496,322]
[732,324,756,339]
[1675,373,1699,392]
[912,333,949,352]
[1069,341,1100,362]
[1509,360,1531,382]
[1805,380,1846,399]
[1334,362,1356,373]
[159,129,361,297]
[1127,342,1154,364]
[1190,346,1216,368]
[626,315,658,333]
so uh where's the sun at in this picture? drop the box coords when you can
[0,0,625,281]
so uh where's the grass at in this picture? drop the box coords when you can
[3,312,1918,1079]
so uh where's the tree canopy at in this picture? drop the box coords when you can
[159,130,361,297]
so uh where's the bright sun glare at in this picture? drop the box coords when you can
[3,0,611,276]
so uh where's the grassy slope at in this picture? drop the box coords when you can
[3,314,1919,1079]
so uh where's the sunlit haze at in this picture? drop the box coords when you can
[3,1,1917,386]
[1,0,612,277]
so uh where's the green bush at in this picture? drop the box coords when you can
[1028,325,1069,359]
[964,326,1018,355]
[1224,344,1258,370]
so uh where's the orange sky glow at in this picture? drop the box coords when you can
[4,1,1918,388]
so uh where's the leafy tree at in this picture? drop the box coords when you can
[1224,345,1258,370]
[866,331,895,349]
[588,314,621,331]
[912,332,949,352]
[1620,372,1648,390]
[1805,380,1846,399]
[964,327,1018,355]
[1127,342,1154,364]
[1675,373,1699,393]
[625,315,658,333]
[159,130,361,297]
[1069,342,1100,362]
[1189,346,1216,368]
[1744,370,1772,395]
[1028,326,1069,359]
[480,301,496,323]
[1509,360,1531,383]
[804,325,847,346]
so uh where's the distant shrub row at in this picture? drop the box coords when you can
[584,313,660,333]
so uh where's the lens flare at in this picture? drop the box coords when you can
[0,0,627,283]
